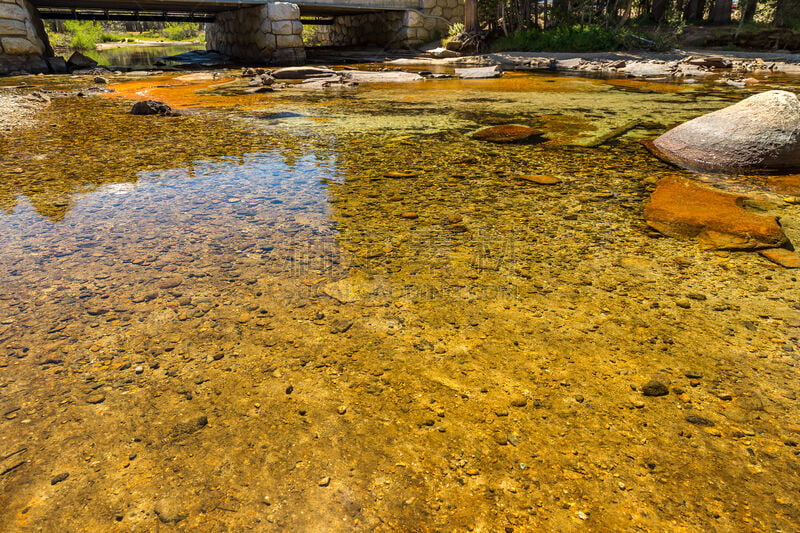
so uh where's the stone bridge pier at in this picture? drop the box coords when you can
[205,2,306,66]
[0,0,52,74]
[309,0,463,49]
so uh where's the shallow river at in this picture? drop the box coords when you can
[0,66,799,531]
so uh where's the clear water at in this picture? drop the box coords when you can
[0,67,799,531]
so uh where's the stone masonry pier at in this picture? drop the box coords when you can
[206,2,306,66]
[0,0,52,74]
[309,0,463,49]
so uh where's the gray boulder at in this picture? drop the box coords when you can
[653,90,800,171]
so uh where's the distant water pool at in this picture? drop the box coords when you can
[84,43,202,69]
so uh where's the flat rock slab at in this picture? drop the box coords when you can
[428,47,461,59]
[455,66,502,79]
[644,176,787,250]
[652,90,800,172]
[471,124,542,143]
[760,248,800,268]
[272,66,338,79]
[341,70,423,83]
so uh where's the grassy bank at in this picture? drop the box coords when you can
[48,21,204,52]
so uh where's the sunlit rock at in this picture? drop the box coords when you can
[652,90,800,171]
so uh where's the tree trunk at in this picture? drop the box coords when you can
[683,0,706,22]
[465,0,478,32]
[743,0,757,22]
[710,0,732,24]
[551,0,569,25]
[651,0,668,22]
[617,0,634,27]
[774,0,800,27]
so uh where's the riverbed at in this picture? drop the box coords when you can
[0,64,799,531]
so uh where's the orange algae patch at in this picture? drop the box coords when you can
[604,78,693,94]
[367,74,601,100]
[103,74,250,109]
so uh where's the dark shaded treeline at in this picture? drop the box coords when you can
[472,0,799,35]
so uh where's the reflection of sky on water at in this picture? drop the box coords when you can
[0,150,343,271]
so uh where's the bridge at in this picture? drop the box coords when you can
[30,0,420,19]
[0,0,463,73]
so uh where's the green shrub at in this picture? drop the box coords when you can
[64,20,103,50]
[162,22,203,41]
[448,22,464,37]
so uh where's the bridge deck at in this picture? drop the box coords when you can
[32,1,269,13]
[31,0,417,16]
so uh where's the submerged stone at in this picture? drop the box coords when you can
[644,177,787,250]
[471,125,542,143]
[768,175,800,196]
[642,380,669,397]
[154,499,188,523]
[760,248,800,268]
[652,90,800,171]
[517,174,560,185]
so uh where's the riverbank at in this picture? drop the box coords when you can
[380,48,800,76]
[94,39,201,51]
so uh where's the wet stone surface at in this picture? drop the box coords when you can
[0,68,798,531]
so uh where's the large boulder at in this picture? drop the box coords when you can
[652,90,800,171]
[66,51,97,70]
[130,100,174,116]
[644,177,787,250]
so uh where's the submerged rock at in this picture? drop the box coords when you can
[768,175,800,195]
[652,90,800,171]
[644,177,787,250]
[154,498,188,523]
[516,174,560,185]
[642,380,669,397]
[471,124,542,143]
[760,248,800,268]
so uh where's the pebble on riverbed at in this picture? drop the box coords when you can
[50,472,69,485]
[642,380,669,397]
